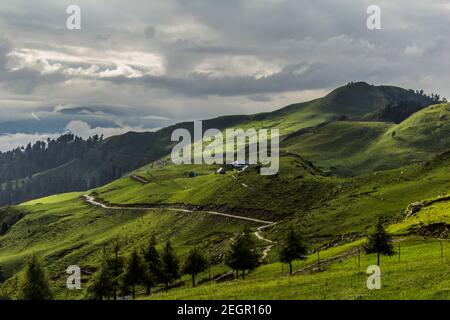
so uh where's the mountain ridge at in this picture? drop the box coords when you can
[0,82,441,205]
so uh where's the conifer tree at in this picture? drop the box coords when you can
[19,254,53,300]
[141,235,163,295]
[161,240,180,291]
[86,256,114,300]
[183,248,208,287]
[279,227,308,275]
[122,250,144,299]
[365,219,395,265]
[107,239,124,300]
[225,228,260,280]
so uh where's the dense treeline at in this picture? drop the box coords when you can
[0,133,147,206]
[0,134,101,183]
[408,89,447,103]
[364,100,427,123]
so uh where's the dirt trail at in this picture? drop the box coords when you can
[82,195,276,258]
[255,224,277,259]
[130,175,150,184]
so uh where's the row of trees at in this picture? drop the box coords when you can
[86,236,212,300]
[0,221,394,300]
[88,229,266,299]
[88,237,181,299]
[0,134,105,206]
[0,254,54,300]
[0,165,124,206]
[0,134,102,183]
[0,133,144,206]
[409,89,447,103]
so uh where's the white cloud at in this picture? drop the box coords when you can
[194,56,283,79]
[65,120,150,139]
[0,132,59,152]
[2,0,450,127]
[7,46,165,78]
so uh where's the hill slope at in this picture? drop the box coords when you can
[282,103,450,175]
[0,82,437,205]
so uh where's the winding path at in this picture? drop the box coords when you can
[82,195,276,259]
[254,224,276,259]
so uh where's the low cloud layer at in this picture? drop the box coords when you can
[65,120,150,139]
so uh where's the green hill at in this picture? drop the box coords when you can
[0,82,437,205]
[281,103,450,175]
[2,82,450,300]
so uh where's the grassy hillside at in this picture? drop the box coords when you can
[1,148,450,299]
[90,149,450,246]
[0,193,261,298]
[2,82,450,300]
[147,237,450,300]
[1,82,437,205]
[150,195,450,300]
[281,103,450,175]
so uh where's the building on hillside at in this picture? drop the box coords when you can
[216,167,226,174]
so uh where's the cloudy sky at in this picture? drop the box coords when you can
[1,0,450,151]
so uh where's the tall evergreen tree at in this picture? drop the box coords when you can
[183,248,208,287]
[122,250,144,299]
[161,240,180,291]
[19,254,53,300]
[279,227,308,275]
[107,239,124,300]
[86,256,114,300]
[365,219,395,265]
[225,228,260,280]
[141,235,163,295]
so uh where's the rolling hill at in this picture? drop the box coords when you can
[282,102,450,175]
[1,81,450,300]
[0,82,438,205]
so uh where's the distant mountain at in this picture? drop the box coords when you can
[0,82,442,205]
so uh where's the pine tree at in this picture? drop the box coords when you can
[225,228,260,280]
[365,219,395,265]
[161,240,180,291]
[279,227,308,275]
[107,239,124,300]
[19,254,53,300]
[141,235,163,295]
[86,256,114,300]
[122,250,144,299]
[183,248,208,287]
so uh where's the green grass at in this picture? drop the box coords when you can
[389,194,450,235]
[19,192,85,206]
[1,83,450,299]
[92,147,450,247]
[148,238,450,300]
[0,195,261,299]
[281,103,450,175]
[2,152,450,299]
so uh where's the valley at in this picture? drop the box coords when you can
[1,82,450,300]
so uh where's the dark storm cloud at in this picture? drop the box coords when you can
[1,0,450,151]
